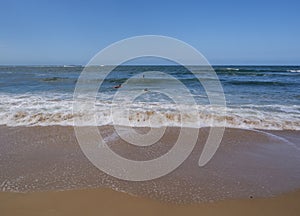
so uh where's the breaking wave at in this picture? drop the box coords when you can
[0,93,299,130]
[287,69,300,73]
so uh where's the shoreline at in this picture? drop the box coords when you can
[1,125,300,204]
[1,188,300,216]
[1,125,300,215]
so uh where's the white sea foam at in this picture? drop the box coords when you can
[287,69,300,73]
[225,68,239,71]
[0,93,299,130]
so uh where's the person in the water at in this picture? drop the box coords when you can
[114,84,122,89]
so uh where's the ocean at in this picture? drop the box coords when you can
[0,65,299,130]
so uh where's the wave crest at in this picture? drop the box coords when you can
[0,94,299,130]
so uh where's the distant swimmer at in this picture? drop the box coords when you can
[143,88,149,91]
[114,84,122,89]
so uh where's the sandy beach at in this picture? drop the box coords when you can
[0,125,300,215]
[1,188,300,216]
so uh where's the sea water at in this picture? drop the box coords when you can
[0,65,299,130]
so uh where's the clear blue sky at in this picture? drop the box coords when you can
[0,0,299,65]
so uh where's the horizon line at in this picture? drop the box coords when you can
[0,64,300,67]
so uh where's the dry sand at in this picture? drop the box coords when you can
[1,188,300,216]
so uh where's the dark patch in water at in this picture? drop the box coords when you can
[228,80,291,86]
[42,77,65,82]
[42,77,71,82]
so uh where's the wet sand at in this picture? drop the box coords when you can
[1,188,300,216]
[0,125,300,214]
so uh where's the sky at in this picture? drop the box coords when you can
[0,0,299,65]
